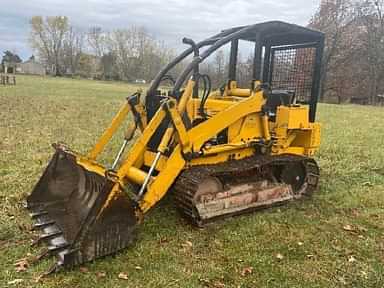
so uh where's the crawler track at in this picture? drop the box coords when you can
[174,154,319,226]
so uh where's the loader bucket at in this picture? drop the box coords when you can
[26,146,138,269]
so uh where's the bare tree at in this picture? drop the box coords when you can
[107,26,162,81]
[28,17,190,82]
[236,52,253,87]
[63,27,84,76]
[87,27,108,78]
[355,0,384,104]
[309,0,384,104]
[88,27,107,57]
[108,29,136,80]
[310,0,353,102]
[29,16,69,75]
[211,50,226,88]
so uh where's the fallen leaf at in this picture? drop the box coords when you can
[14,258,29,272]
[183,267,192,276]
[183,240,193,247]
[357,225,367,233]
[362,181,373,187]
[14,257,28,263]
[28,254,40,265]
[337,276,347,285]
[7,279,24,285]
[96,271,106,278]
[240,266,253,277]
[159,237,169,245]
[343,224,357,233]
[79,266,89,273]
[214,239,222,246]
[348,255,357,263]
[213,280,225,287]
[118,272,129,280]
[351,209,360,217]
[276,253,284,261]
[181,240,193,251]
[34,274,44,283]
[198,278,210,286]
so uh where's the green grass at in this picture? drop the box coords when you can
[1,75,384,287]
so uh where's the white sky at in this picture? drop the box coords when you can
[0,0,321,60]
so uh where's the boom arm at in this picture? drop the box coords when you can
[124,82,267,212]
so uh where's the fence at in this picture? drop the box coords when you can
[0,74,16,85]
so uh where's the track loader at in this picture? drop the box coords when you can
[27,21,324,272]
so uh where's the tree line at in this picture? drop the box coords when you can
[29,16,178,81]
[28,1,384,105]
[28,16,253,88]
[310,0,384,104]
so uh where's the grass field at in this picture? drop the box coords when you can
[1,75,384,288]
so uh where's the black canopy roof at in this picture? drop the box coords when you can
[215,21,324,46]
[148,21,324,96]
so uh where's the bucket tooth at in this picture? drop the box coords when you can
[40,231,62,241]
[48,243,69,253]
[33,221,56,230]
[26,147,139,269]
[30,211,48,219]
[32,231,63,247]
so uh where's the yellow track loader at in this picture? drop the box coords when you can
[27,21,324,272]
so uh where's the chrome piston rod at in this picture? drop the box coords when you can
[111,139,129,170]
[137,151,162,199]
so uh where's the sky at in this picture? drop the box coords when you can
[0,0,321,60]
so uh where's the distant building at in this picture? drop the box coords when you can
[18,56,46,75]
[1,61,17,74]
[1,50,22,74]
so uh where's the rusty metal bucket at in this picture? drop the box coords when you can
[26,146,138,271]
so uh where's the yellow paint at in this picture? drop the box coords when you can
[228,88,251,97]
[275,106,310,130]
[228,118,244,142]
[144,151,168,171]
[140,146,186,212]
[79,77,322,217]
[88,95,148,161]
[88,103,131,160]
[117,107,167,178]
[261,115,271,141]
[165,99,191,154]
[76,156,106,177]
[189,147,255,166]
[126,166,148,185]
[134,103,148,130]
[187,89,266,151]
